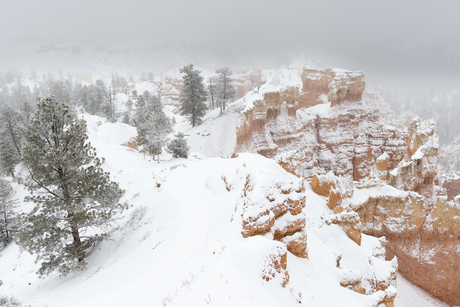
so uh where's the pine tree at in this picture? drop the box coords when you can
[147,92,163,114]
[125,98,133,111]
[207,77,216,109]
[0,106,23,156]
[137,111,172,162]
[167,133,190,159]
[216,67,236,114]
[133,94,147,127]
[179,64,208,127]
[17,97,126,276]
[0,178,17,250]
[0,136,20,178]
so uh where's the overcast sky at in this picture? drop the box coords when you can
[1,0,459,85]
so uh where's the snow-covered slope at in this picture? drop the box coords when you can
[0,115,448,307]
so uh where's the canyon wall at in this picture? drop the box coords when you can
[235,68,407,181]
[233,68,460,305]
[310,116,460,305]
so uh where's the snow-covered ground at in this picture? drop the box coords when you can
[395,274,448,307]
[0,114,450,307]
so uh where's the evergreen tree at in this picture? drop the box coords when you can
[207,77,216,109]
[0,107,23,156]
[147,91,163,114]
[133,94,147,127]
[137,111,172,162]
[125,98,133,111]
[122,112,130,124]
[179,64,207,127]
[0,136,20,178]
[167,133,190,159]
[17,97,126,276]
[0,178,17,250]
[216,67,236,114]
[101,100,117,123]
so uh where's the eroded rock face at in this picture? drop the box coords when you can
[231,67,460,304]
[353,187,460,306]
[442,175,460,201]
[329,211,362,245]
[338,260,398,307]
[239,171,309,286]
[240,174,308,258]
[235,68,408,181]
[389,118,443,208]
[353,189,426,238]
[261,241,290,286]
[299,68,365,107]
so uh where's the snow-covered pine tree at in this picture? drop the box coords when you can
[137,111,172,162]
[179,64,207,127]
[216,67,236,114]
[0,136,20,178]
[17,97,126,276]
[125,98,133,111]
[167,132,190,159]
[0,178,17,250]
[207,77,216,109]
[0,107,23,178]
[0,106,23,157]
[101,99,117,123]
[133,93,147,127]
[147,91,163,114]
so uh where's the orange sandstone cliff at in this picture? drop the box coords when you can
[235,68,407,181]
[232,68,460,305]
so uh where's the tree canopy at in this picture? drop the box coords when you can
[179,64,208,127]
[17,97,126,276]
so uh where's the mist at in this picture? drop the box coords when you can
[1,0,460,87]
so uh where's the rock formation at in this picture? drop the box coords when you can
[305,114,460,305]
[234,68,408,181]
[389,118,443,208]
[299,68,365,107]
[240,174,308,259]
[350,122,460,305]
[261,241,290,286]
[191,65,460,305]
[442,175,460,201]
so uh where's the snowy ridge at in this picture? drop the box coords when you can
[0,115,448,306]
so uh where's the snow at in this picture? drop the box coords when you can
[351,185,407,206]
[395,274,449,307]
[0,69,450,307]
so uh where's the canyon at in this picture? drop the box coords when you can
[199,67,460,306]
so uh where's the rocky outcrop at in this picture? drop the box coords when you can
[353,120,459,305]
[121,137,138,151]
[329,211,362,245]
[235,68,408,181]
[227,67,460,304]
[442,175,460,200]
[389,118,443,208]
[300,68,365,107]
[353,188,426,238]
[261,241,290,286]
[311,172,363,245]
[353,186,460,305]
[240,174,308,258]
[239,171,308,285]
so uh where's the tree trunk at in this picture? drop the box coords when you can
[3,204,9,243]
[60,168,85,262]
[71,224,85,262]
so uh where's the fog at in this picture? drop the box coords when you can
[1,0,460,86]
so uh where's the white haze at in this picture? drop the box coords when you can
[1,0,459,86]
